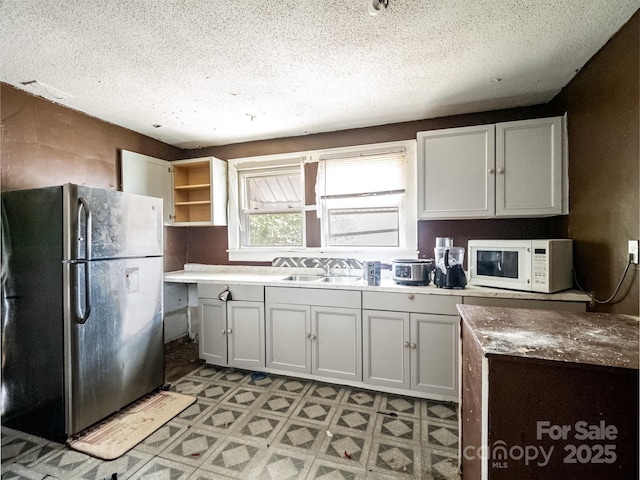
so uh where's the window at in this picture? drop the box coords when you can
[227,141,416,262]
[239,164,304,247]
[316,151,406,248]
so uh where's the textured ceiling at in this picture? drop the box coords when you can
[1,1,637,148]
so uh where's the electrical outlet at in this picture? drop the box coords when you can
[628,240,639,264]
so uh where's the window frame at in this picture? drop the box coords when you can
[227,140,417,263]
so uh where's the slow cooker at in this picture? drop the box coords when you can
[391,259,435,286]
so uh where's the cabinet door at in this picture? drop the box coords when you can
[411,314,458,398]
[495,116,564,216]
[121,150,173,224]
[200,298,228,366]
[311,306,362,381]
[227,301,265,370]
[363,310,410,389]
[417,125,495,219]
[265,303,311,374]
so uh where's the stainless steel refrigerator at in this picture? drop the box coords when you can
[1,184,164,441]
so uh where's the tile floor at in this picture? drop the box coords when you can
[1,365,460,479]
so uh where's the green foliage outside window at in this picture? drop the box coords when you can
[248,213,303,246]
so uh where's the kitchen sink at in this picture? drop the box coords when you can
[318,276,362,283]
[282,274,326,282]
[282,274,362,283]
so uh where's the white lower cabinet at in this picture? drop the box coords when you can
[198,284,265,369]
[265,287,362,382]
[363,292,461,400]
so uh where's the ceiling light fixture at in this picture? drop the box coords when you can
[368,0,389,16]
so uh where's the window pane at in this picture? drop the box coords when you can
[328,208,399,247]
[248,212,303,246]
[246,172,301,210]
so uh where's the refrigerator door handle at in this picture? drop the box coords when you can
[75,262,91,324]
[77,197,92,260]
[76,197,92,323]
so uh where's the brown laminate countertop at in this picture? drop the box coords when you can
[457,304,639,370]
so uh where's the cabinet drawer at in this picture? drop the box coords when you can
[198,283,264,302]
[266,287,361,308]
[362,291,461,315]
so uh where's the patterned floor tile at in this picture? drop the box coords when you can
[305,382,345,403]
[379,394,421,418]
[368,438,423,479]
[77,449,153,480]
[29,447,99,479]
[216,368,251,384]
[271,421,325,455]
[221,387,266,409]
[1,462,48,480]
[188,364,225,381]
[186,468,235,480]
[341,388,381,411]
[307,458,366,480]
[424,447,460,480]
[235,411,286,444]
[159,427,223,467]
[375,414,420,443]
[8,441,62,468]
[273,378,313,396]
[129,456,196,480]
[133,420,189,455]
[422,420,458,453]
[172,398,218,426]
[316,429,372,470]
[241,372,281,390]
[423,400,458,424]
[195,404,250,434]
[199,436,265,479]
[250,447,313,480]
[254,391,302,417]
[291,399,337,425]
[0,429,52,465]
[331,406,376,435]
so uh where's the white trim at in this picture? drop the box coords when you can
[227,140,417,263]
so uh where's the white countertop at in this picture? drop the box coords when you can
[164,264,591,302]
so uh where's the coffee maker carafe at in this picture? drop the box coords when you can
[434,238,467,289]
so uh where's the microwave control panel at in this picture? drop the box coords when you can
[532,248,548,285]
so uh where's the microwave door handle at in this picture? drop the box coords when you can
[75,197,92,324]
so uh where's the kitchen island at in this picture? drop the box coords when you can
[458,304,639,480]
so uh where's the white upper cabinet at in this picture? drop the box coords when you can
[418,124,495,218]
[495,116,564,216]
[121,150,228,226]
[417,116,567,219]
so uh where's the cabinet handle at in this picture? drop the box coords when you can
[221,329,227,335]
[310,334,317,341]
[305,332,312,339]
[404,341,411,348]
[227,328,232,334]
[410,343,417,349]
[408,294,414,300]
[488,168,495,174]
[497,167,505,174]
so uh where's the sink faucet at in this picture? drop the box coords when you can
[316,258,331,275]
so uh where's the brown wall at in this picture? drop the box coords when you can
[1,11,637,314]
[550,11,639,315]
[186,104,562,266]
[0,83,187,271]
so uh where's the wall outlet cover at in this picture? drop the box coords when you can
[628,240,639,264]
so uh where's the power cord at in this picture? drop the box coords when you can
[573,255,635,304]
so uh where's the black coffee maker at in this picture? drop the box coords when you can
[434,239,467,289]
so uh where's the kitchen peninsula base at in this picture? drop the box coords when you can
[458,305,639,480]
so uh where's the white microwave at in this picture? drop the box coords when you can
[467,239,573,293]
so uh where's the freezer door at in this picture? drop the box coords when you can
[63,184,163,261]
[64,256,164,435]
